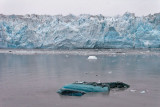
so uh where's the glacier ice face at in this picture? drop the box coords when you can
[0,12,160,49]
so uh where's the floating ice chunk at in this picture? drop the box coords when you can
[108,71,112,74]
[140,90,146,94]
[57,81,129,96]
[88,56,97,60]
[65,55,69,57]
[130,89,137,92]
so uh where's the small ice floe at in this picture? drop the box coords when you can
[140,90,146,94]
[65,55,69,58]
[108,71,112,74]
[122,53,126,55]
[88,56,97,60]
[130,89,137,92]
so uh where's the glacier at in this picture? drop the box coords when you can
[0,12,160,49]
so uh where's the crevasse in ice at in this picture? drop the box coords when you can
[0,12,160,49]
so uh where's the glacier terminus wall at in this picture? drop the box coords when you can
[0,12,160,49]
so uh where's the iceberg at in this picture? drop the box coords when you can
[57,81,130,96]
[0,12,160,49]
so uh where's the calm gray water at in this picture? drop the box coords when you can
[0,51,160,107]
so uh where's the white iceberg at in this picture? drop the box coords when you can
[130,89,137,92]
[140,90,146,94]
[88,56,97,60]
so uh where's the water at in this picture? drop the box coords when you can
[0,50,160,107]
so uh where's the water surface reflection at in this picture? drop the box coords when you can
[0,53,160,107]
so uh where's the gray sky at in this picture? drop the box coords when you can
[0,0,160,16]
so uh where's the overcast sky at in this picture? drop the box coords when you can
[0,0,160,16]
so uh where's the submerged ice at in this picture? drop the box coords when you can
[0,12,160,49]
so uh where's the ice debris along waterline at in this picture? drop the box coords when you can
[87,56,97,60]
[0,12,160,49]
[57,81,130,96]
